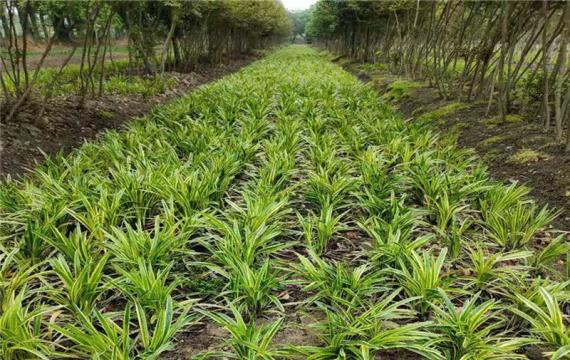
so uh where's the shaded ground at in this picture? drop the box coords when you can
[1,53,260,178]
[343,60,570,231]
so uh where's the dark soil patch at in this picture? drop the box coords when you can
[1,54,259,178]
[160,321,228,359]
[160,311,322,359]
[375,349,425,359]
[345,62,570,231]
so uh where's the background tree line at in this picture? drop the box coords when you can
[306,0,570,151]
[0,0,291,120]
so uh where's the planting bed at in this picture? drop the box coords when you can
[0,45,568,359]
[344,61,570,231]
[1,54,259,177]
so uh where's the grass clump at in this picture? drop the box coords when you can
[483,114,525,128]
[505,114,524,123]
[2,60,177,99]
[418,102,469,122]
[359,62,388,72]
[96,110,114,120]
[481,135,507,147]
[104,75,177,96]
[507,148,547,163]
[382,79,423,101]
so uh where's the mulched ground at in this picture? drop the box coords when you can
[346,62,570,231]
[0,54,259,178]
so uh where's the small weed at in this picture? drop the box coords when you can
[450,122,470,133]
[96,110,114,121]
[482,149,501,162]
[483,114,524,128]
[359,62,388,72]
[507,148,547,164]
[383,80,423,102]
[411,106,425,116]
[506,114,524,123]
[418,102,469,122]
[481,135,506,147]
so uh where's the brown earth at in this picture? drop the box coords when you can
[0,53,260,178]
[344,61,570,232]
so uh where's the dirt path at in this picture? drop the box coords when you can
[0,54,260,178]
[0,40,130,70]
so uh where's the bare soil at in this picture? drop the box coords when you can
[161,312,323,359]
[0,54,259,178]
[345,62,570,231]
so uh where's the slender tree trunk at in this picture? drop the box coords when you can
[172,36,181,70]
[543,0,551,129]
[486,65,499,117]
[160,14,177,74]
[39,11,49,39]
[52,15,72,43]
[19,3,30,89]
[0,1,10,40]
[498,1,509,123]
[566,100,570,151]
[555,0,570,143]
[97,13,114,97]
[6,31,57,122]
[27,6,41,41]
[39,45,77,119]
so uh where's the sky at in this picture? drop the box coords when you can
[282,0,317,11]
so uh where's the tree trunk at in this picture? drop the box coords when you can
[172,36,181,70]
[498,1,509,123]
[555,0,570,143]
[27,5,41,41]
[543,0,551,129]
[39,11,49,39]
[160,14,177,74]
[52,15,72,43]
[0,2,10,40]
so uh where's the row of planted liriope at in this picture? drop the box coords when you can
[0,45,569,359]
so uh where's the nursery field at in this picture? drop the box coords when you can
[1,45,569,359]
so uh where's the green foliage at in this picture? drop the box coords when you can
[483,203,557,250]
[358,62,388,73]
[512,288,570,359]
[463,245,531,295]
[50,253,109,312]
[0,45,567,360]
[383,80,423,102]
[481,135,507,147]
[299,203,346,255]
[432,290,529,359]
[418,103,470,122]
[507,148,548,164]
[200,304,285,359]
[104,74,177,96]
[297,290,441,360]
[395,249,449,317]
[1,60,176,98]
[0,288,55,360]
[293,251,385,307]
[289,9,310,39]
[530,235,570,274]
